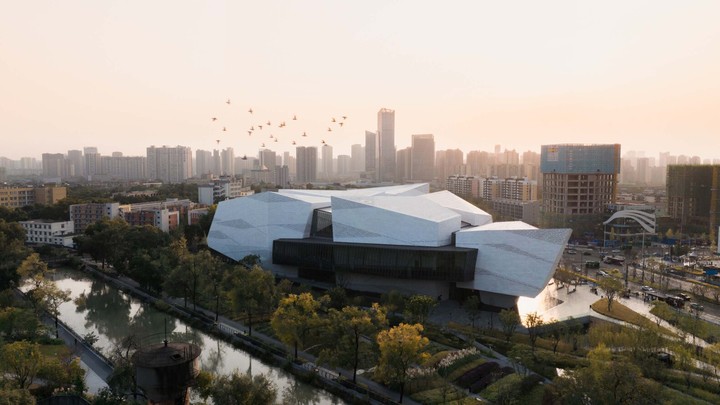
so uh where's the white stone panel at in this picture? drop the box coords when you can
[421,191,492,226]
[456,224,571,298]
[331,196,461,247]
[208,192,326,263]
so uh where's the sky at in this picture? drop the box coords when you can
[2,1,720,161]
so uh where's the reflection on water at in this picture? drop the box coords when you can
[49,268,340,404]
[517,279,564,323]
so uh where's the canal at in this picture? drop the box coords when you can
[47,268,342,404]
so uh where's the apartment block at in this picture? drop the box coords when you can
[70,202,121,233]
[20,219,75,247]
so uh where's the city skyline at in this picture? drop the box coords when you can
[2,2,720,160]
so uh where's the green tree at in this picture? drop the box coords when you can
[271,293,321,359]
[0,388,36,405]
[375,323,430,403]
[463,295,481,329]
[0,219,28,290]
[32,279,71,338]
[197,373,276,405]
[550,343,662,404]
[319,303,387,382]
[0,340,42,389]
[499,309,521,342]
[525,312,544,352]
[598,276,624,312]
[231,265,276,336]
[404,294,436,324]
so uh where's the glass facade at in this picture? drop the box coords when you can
[540,144,621,174]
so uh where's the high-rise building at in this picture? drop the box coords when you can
[377,108,396,182]
[435,149,464,184]
[67,149,84,178]
[395,147,411,183]
[221,147,234,176]
[666,165,720,236]
[84,147,101,180]
[146,145,193,184]
[259,149,277,184]
[351,144,364,173]
[540,144,621,236]
[195,150,212,177]
[296,146,317,183]
[467,150,492,177]
[411,134,435,182]
[337,155,351,176]
[364,131,377,180]
[42,153,66,179]
[321,144,333,180]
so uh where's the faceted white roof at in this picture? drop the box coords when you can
[420,191,492,226]
[334,195,460,223]
[459,221,536,232]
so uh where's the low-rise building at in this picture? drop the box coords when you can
[69,202,121,234]
[20,219,76,247]
[0,186,67,208]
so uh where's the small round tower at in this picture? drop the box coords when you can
[132,341,201,405]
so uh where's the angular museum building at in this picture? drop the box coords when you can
[208,184,571,308]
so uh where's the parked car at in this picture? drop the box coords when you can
[690,303,704,311]
[641,285,653,292]
[597,270,609,277]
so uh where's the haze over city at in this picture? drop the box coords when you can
[2,1,720,160]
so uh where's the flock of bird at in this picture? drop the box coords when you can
[209,98,348,159]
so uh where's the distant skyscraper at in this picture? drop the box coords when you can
[435,149,464,184]
[67,149,84,177]
[377,108,396,182]
[84,147,101,180]
[195,149,212,177]
[395,147,411,183]
[540,143,621,235]
[667,165,720,237]
[321,144,333,180]
[259,149,277,183]
[365,131,377,180]
[411,134,435,182]
[337,155,351,176]
[146,145,193,184]
[351,144,364,172]
[42,153,65,179]
[296,146,317,183]
[221,147,234,176]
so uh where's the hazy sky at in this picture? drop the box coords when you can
[2,1,720,161]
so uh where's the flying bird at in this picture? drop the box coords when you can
[293,115,297,120]
[339,122,344,127]
[250,126,254,131]
[302,132,307,137]
[258,125,263,130]
[226,99,231,104]
[274,138,278,142]
[241,155,248,160]
[222,127,227,131]
[321,140,326,145]
[342,116,347,120]
[266,121,271,126]
[331,117,336,122]
[248,108,253,114]
[292,140,296,145]
[270,134,274,139]
[211,117,217,121]
[247,131,252,136]
[261,143,265,147]
[327,127,332,132]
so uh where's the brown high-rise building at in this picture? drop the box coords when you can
[666,165,720,237]
[540,144,621,237]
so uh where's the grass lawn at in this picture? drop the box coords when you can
[649,305,720,343]
[39,344,72,360]
[591,298,675,337]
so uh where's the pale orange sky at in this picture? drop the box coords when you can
[2,1,720,161]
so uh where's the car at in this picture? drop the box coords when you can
[678,293,691,301]
[583,251,592,256]
[597,270,609,277]
[690,303,704,311]
[612,249,621,254]
[566,250,577,255]
[641,285,653,292]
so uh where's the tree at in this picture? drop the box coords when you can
[32,279,71,338]
[319,304,387,382]
[403,294,436,324]
[550,343,663,404]
[651,300,674,327]
[0,388,36,405]
[197,373,277,405]
[598,276,624,312]
[16,253,50,292]
[0,220,28,290]
[231,265,276,336]
[458,296,479,327]
[499,309,521,342]
[525,312,544,352]
[544,318,566,354]
[271,293,321,360]
[0,340,42,389]
[375,323,429,403]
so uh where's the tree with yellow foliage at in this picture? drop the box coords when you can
[270,293,320,360]
[375,323,429,403]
